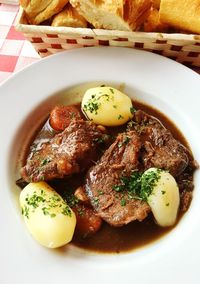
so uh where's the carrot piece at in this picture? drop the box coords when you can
[73,204,102,238]
[50,105,81,131]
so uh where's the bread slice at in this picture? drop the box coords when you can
[144,7,169,32]
[69,0,152,31]
[152,0,160,9]
[20,0,69,25]
[52,3,88,27]
[160,0,200,34]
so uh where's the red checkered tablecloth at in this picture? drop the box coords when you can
[0,3,40,83]
[0,3,199,84]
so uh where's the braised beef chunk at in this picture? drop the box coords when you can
[21,120,105,182]
[131,110,189,177]
[85,131,150,227]
[177,169,195,211]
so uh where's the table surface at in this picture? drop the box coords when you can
[0,3,199,84]
[0,3,40,83]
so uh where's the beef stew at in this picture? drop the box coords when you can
[17,87,197,253]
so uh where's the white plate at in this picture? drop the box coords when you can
[0,47,200,284]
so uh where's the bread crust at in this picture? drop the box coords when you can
[160,0,200,34]
[20,0,70,24]
[152,0,160,9]
[52,3,88,27]
[69,0,152,31]
[144,7,169,32]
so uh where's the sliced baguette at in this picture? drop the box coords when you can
[20,0,69,25]
[69,0,152,31]
[152,0,160,9]
[144,7,169,32]
[52,3,88,27]
[160,0,200,34]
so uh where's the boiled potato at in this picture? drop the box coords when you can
[20,182,76,248]
[81,86,134,126]
[143,168,180,227]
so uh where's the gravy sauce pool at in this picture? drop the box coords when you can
[20,99,192,254]
[72,215,175,253]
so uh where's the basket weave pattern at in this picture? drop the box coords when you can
[16,8,200,67]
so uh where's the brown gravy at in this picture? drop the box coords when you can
[72,215,175,253]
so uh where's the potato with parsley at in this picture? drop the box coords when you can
[20,182,76,248]
[81,86,134,126]
[142,168,180,227]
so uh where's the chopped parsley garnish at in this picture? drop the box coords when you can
[77,207,84,217]
[123,136,130,145]
[126,119,148,135]
[25,193,45,208]
[21,205,29,219]
[130,106,136,114]
[40,175,45,181]
[83,95,100,115]
[97,190,104,196]
[62,189,79,208]
[21,189,72,219]
[113,171,142,197]
[93,137,105,144]
[121,199,126,207]
[118,114,124,120]
[93,134,110,144]
[42,207,49,215]
[110,88,114,94]
[166,203,170,207]
[113,169,162,202]
[140,169,161,201]
[83,93,112,115]
[113,185,123,192]
[94,197,99,205]
[102,94,110,101]
[118,136,130,148]
[40,158,51,166]
[62,206,72,216]
[127,120,137,129]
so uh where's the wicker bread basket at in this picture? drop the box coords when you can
[16,7,200,67]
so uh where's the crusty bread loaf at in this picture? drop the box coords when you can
[152,0,160,9]
[20,0,69,25]
[160,0,200,34]
[69,0,152,31]
[144,7,169,32]
[52,3,87,27]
